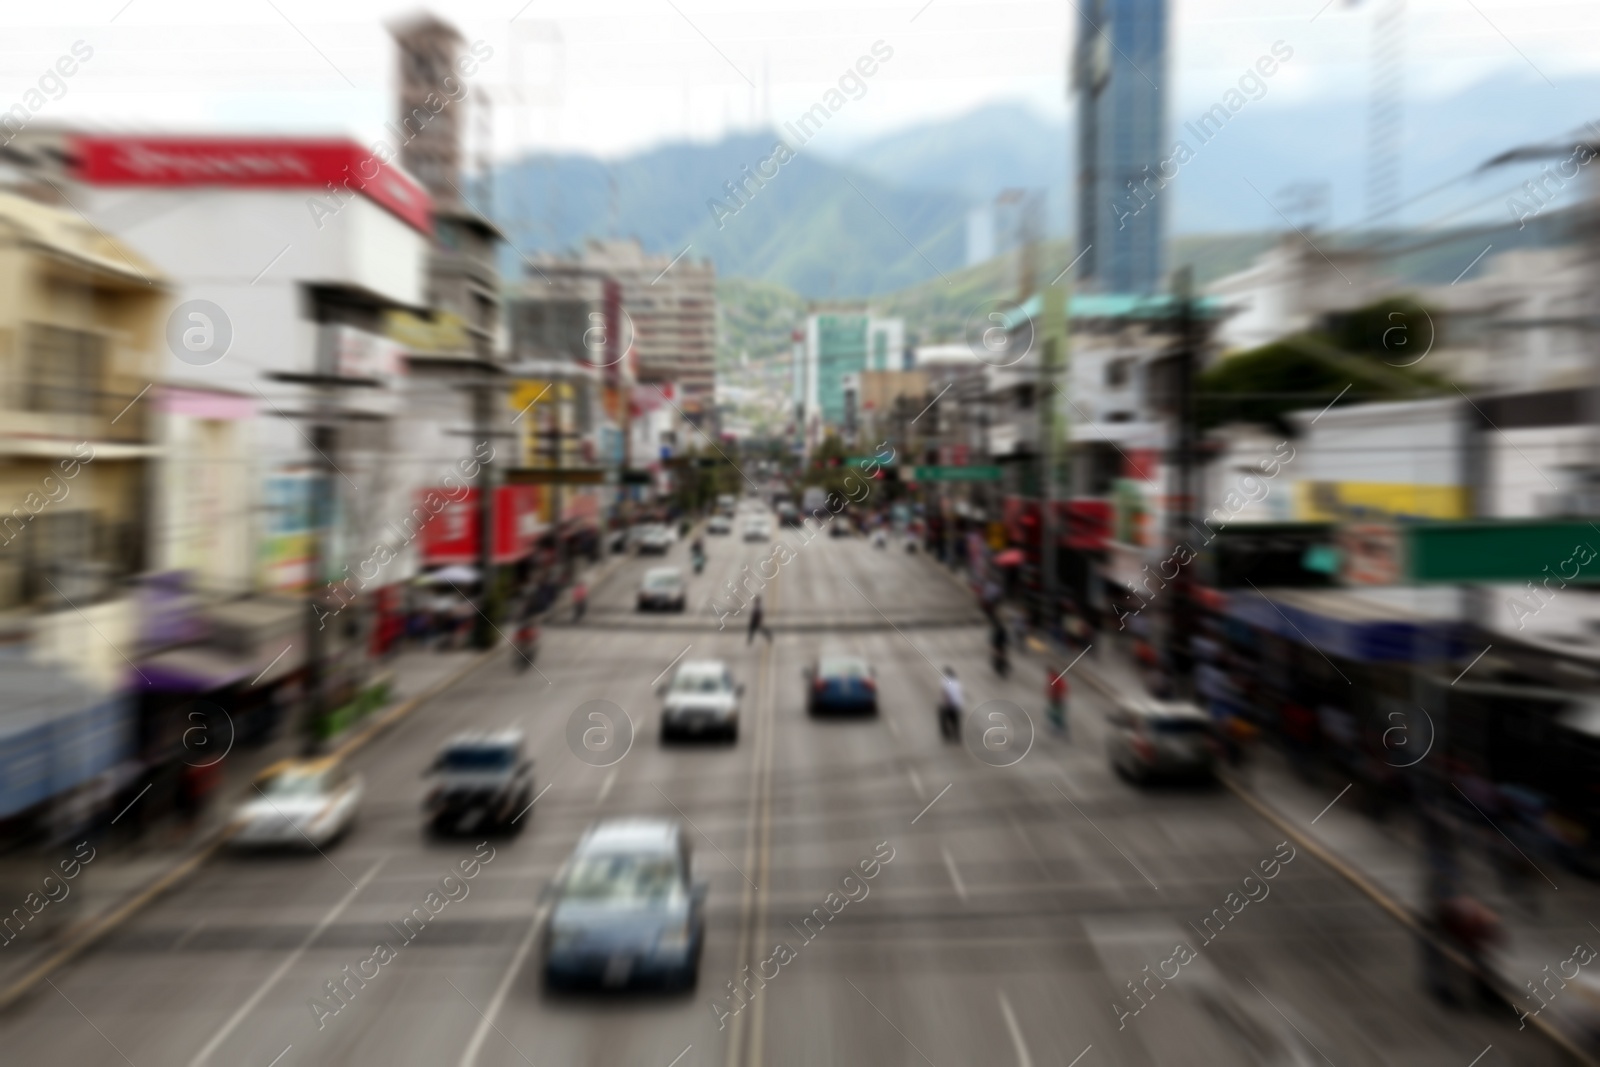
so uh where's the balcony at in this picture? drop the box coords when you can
[3,385,152,447]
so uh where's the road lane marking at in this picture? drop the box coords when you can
[457,903,551,1067]
[187,856,388,1067]
[911,783,951,825]
[447,977,537,1066]
[941,844,967,903]
[997,991,1034,1067]
[597,766,618,804]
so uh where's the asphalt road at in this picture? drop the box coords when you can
[0,504,1568,1067]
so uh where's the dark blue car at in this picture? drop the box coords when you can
[805,655,878,716]
[543,819,706,991]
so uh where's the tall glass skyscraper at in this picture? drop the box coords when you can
[1073,0,1169,295]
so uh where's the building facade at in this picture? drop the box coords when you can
[1073,0,1169,295]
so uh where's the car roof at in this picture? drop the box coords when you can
[818,655,871,673]
[676,659,729,677]
[645,566,683,579]
[1116,696,1208,720]
[578,818,682,855]
[439,729,524,750]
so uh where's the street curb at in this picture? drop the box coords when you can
[0,642,503,1014]
[1074,655,1597,1065]
[329,643,503,763]
[0,829,234,1013]
[914,547,1595,1061]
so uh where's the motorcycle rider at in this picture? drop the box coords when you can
[691,534,706,573]
[939,666,964,739]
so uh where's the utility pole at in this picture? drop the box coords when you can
[1165,266,1200,689]
[471,375,496,648]
[1037,284,1067,631]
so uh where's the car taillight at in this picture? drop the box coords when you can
[813,679,826,692]
[862,677,876,691]
[1132,736,1155,761]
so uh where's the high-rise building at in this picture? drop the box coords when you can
[388,12,466,205]
[799,311,905,435]
[1072,0,1168,295]
[545,240,717,413]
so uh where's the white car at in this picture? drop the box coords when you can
[638,566,687,612]
[233,759,363,848]
[707,515,732,535]
[742,518,771,542]
[636,524,675,554]
[659,660,742,742]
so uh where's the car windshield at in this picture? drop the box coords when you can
[259,768,329,798]
[820,658,868,678]
[437,746,515,772]
[672,672,726,694]
[646,571,681,589]
[564,852,681,904]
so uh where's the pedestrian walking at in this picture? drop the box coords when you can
[1046,665,1069,739]
[747,594,772,644]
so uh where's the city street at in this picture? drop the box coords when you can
[0,513,1562,1067]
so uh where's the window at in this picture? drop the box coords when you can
[26,325,104,415]
[1104,358,1131,388]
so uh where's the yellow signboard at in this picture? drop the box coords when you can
[1297,481,1469,523]
[384,309,472,354]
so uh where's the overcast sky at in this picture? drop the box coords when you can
[6,0,1596,159]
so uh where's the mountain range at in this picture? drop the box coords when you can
[485,72,1600,300]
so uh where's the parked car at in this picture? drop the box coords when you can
[233,758,362,848]
[804,654,878,716]
[742,517,772,542]
[423,730,534,835]
[542,819,706,991]
[707,515,732,535]
[638,567,687,612]
[659,659,742,741]
[1105,697,1216,783]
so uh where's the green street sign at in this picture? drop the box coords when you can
[905,465,1001,482]
[1407,520,1600,583]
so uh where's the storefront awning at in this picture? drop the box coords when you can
[1221,587,1465,663]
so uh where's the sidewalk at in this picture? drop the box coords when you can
[1069,641,1600,1064]
[0,642,491,1008]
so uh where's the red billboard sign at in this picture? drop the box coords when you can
[71,136,433,235]
[418,486,544,565]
